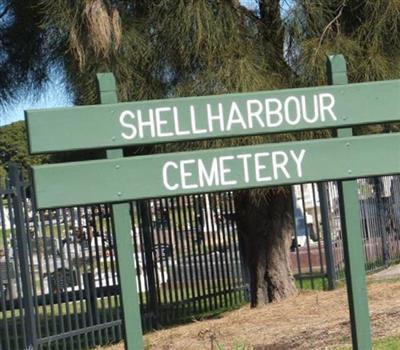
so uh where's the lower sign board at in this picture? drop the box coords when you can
[32,133,400,209]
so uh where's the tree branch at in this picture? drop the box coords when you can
[228,0,241,10]
[0,2,12,20]
[258,0,286,67]
[316,0,347,53]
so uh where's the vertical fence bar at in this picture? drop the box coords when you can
[387,176,399,258]
[101,205,119,342]
[291,188,304,287]
[187,195,205,313]
[39,211,60,349]
[47,210,67,350]
[20,184,43,347]
[4,191,23,350]
[161,197,179,322]
[227,192,245,302]
[165,197,187,318]
[197,194,214,311]
[209,194,223,307]
[219,193,234,304]
[130,202,148,329]
[60,207,83,350]
[93,204,111,343]
[327,182,345,279]
[317,183,336,290]
[193,195,208,312]
[363,178,380,269]
[179,197,192,315]
[9,163,38,350]
[69,207,90,349]
[158,198,174,324]
[374,178,390,266]
[32,209,51,347]
[138,200,159,329]
[311,183,327,290]
[300,185,315,289]
[151,199,167,324]
[327,55,372,350]
[97,73,144,350]
[182,196,201,313]
[217,193,232,304]
[0,189,13,350]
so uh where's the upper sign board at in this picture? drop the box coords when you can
[32,133,400,209]
[26,79,400,154]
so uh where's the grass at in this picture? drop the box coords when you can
[294,276,345,291]
[0,227,11,250]
[371,336,400,350]
[336,335,400,349]
[295,276,326,290]
[200,336,400,350]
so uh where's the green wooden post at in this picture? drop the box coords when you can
[97,73,144,350]
[327,55,372,350]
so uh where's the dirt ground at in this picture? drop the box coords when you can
[101,272,400,350]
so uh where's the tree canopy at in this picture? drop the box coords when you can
[2,1,400,105]
[0,121,49,186]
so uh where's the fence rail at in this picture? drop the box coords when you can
[0,163,399,349]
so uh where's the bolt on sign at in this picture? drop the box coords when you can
[26,55,400,350]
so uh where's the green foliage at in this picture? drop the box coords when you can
[0,0,50,102]
[151,1,278,94]
[3,1,400,111]
[336,334,400,350]
[286,0,400,135]
[37,0,158,106]
[0,121,49,184]
[0,165,6,188]
[287,0,400,85]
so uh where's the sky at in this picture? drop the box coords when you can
[0,67,72,126]
[0,0,290,127]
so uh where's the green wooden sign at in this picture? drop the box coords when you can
[26,79,400,154]
[32,133,400,209]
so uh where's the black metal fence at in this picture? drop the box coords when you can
[0,164,246,349]
[290,175,400,287]
[0,163,399,349]
[325,176,400,277]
